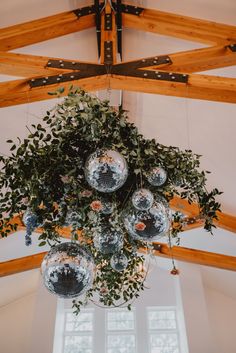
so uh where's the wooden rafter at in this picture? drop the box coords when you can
[0,10,95,51]
[110,72,236,104]
[0,73,108,107]
[150,46,236,73]
[2,240,236,278]
[0,3,235,106]
[122,7,236,45]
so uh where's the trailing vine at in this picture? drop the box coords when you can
[0,87,221,311]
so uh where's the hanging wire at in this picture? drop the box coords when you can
[184,83,191,150]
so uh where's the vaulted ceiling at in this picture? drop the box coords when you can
[0,0,236,283]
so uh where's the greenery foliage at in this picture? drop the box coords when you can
[0,87,221,311]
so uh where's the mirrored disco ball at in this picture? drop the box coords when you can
[41,242,95,298]
[124,199,170,242]
[93,225,123,254]
[110,252,128,272]
[64,209,81,227]
[100,198,114,215]
[147,166,167,186]
[23,209,39,246]
[132,188,154,210]
[85,149,128,193]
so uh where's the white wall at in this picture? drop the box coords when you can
[0,292,37,353]
[205,286,236,353]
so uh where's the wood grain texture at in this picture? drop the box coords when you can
[122,7,236,45]
[0,11,95,51]
[110,73,236,104]
[0,74,108,107]
[148,46,236,73]
[2,241,236,278]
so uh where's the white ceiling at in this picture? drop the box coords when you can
[0,0,236,303]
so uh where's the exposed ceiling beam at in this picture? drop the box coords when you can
[0,74,108,107]
[100,1,118,65]
[110,73,236,104]
[122,6,236,45]
[0,52,73,77]
[151,242,236,271]
[1,44,236,79]
[0,10,95,51]
[1,70,236,107]
[170,197,236,234]
[0,252,46,277]
[2,240,236,278]
[151,45,236,73]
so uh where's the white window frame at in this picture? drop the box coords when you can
[62,307,95,353]
[147,306,181,353]
[105,307,137,353]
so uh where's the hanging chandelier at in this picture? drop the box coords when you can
[0,88,221,312]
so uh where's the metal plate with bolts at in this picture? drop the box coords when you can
[104,41,113,65]
[105,13,112,31]
[228,44,236,52]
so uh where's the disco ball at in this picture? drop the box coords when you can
[64,209,81,227]
[124,198,170,242]
[93,225,123,254]
[100,197,114,215]
[41,242,95,298]
[132,188,154,210]
[147,166,167,186]
[23,209,39,246]
[84,149,128,193]
[110,252,128,272]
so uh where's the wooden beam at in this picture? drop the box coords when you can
[110,73,236,104]
[100,2,117,64]
[150,46,236,73]
[0,74,107,107]
[0,252,46,277]
[2,240,236,278]
[151,242,236,271]
[0,10,95,51]
[122,6,236,45]
[170,196,236,234]
[0,52,73,77]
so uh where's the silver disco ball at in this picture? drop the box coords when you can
[124,198,170,242]
[85,149,128,193]
[110,252,128,272]
[23,209,39,246]
[64,209,81,227]
[100,197,114,215]
[132,188,154,210]
[41,242,95,298]
[147,166,167,186]
[93,225,123,254]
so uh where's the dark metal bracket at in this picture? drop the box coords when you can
[228,44,236,52]
[104,42,113,65]
[112,56,189,83]
[152,243,162,252]
[29,60,106,88]
[73,5,96,18]
[112,2,144,16]
[28,55,188,88]
[105,13,112,31]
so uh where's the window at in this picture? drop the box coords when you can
[147,308,180,353]
[63,309,94,353]
[55,304,186,353]
[106,309,136,353]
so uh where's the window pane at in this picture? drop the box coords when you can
[107,334,136,353]
[64,335,92,353]
[148,310,177,330]
[65,312,93,332]
[107,310,135,331]
[150,333,179,353]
